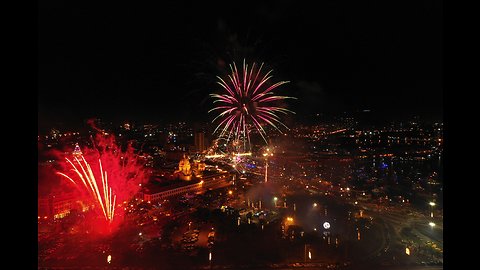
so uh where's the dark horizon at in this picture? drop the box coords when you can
[38,1,442,130]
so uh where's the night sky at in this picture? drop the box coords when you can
[38,0,442,130]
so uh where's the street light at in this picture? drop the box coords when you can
[274,197,278,207]
[429,201,436,218]
[313,203,318,208]
[209,251,212,269]
[429,222,436,228]
[188,221,192,231]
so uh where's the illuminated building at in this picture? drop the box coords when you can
[192,160,206,177]
[172,154,207,180]
[38,192,89,220]
[174,154,193,180]
[143,155,230,202]
[72,143,82,158]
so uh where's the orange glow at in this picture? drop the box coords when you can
[205,154,225,158]
[234,152,252,157]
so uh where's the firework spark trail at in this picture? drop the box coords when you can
[57,157,116,222]
[209,60,296,150]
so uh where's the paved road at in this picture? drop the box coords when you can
[356,201,442,265]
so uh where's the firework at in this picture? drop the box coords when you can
[210,60,295,149]
[57,156,116,223]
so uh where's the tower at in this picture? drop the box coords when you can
[194,132,205,153]
[72,143,83,158]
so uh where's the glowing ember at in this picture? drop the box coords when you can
[210,59,295,150]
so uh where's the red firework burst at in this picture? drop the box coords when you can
[210,59,295,149]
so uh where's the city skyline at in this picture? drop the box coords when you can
[38,112,444,268]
